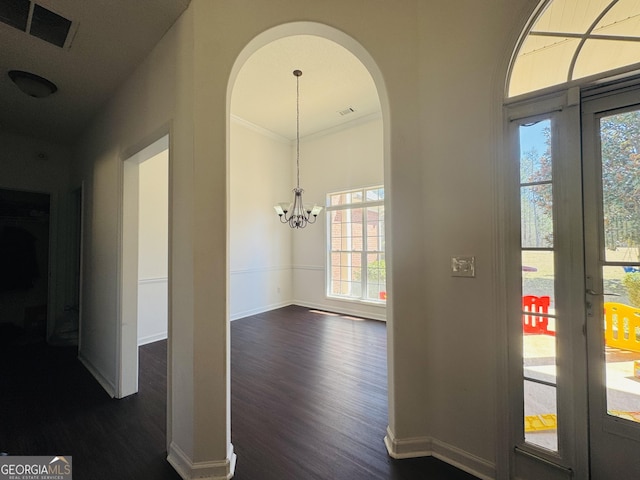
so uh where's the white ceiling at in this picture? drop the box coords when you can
[231,35,381,140]
[0,2,380,145]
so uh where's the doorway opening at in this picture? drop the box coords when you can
[120,135,169,398]
[228,24,389,470]
[0,188,50,346]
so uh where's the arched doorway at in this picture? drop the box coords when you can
[226,20,394,472]
[505,2,640,478]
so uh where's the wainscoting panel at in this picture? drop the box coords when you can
[229,266,292,321]
[138,277,168,345]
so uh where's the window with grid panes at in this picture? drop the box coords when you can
[327,186,385,302]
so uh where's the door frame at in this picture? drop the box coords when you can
[505,76,640,479]
[504,88,589,479]
[118,133,170,399]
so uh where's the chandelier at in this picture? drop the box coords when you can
[274,69,323,228]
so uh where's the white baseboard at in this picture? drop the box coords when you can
[78,352,116,398]
[431,438,495,480]
[295,299,386,322]
[230,301,291,321]
[138,331,168,346]
[231,300,387,322]
[167,442,236,480]
[384,426,432,459]
[384,427,495,480]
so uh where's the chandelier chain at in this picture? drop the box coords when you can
[296,71,300,189]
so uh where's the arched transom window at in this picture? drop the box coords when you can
[508,0,640,97]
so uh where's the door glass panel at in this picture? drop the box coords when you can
[520,133,552,182]
[600,110,640,263]
[602,265,640,424]
[522,251,556,303]
[524,379,558,451]
[520,119,558,451]
[521,185,554,248]
[599,109,640,423]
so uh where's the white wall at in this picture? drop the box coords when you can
[72,31,178,396]
[414,1,535,472]
[229,115,385,321]
[293,115,385,320]
[73,5,236,475]
[138,149,169,345]
[229,118,293,320]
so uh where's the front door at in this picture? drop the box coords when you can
[510,83,640,479]
[583,86,640,479]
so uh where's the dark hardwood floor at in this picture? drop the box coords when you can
[0,306,478,479]
[0,335,179,480]
[230,306,478,480]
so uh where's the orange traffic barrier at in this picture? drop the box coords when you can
[522,295,555,336]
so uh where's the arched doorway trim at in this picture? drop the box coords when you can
[225,18,398,459]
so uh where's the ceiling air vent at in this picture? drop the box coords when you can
[338,107,356,116]
[0,0,73,48]
[30,4,71,47]
[0,0,30,31]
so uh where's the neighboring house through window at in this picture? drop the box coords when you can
[327,186,385,303]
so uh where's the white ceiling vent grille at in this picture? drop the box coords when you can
[0,0,74,48]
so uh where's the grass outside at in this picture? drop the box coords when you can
[521,247,640,306]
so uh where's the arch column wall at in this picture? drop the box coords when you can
[174,1,429,476]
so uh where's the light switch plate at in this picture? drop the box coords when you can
[451,256,475,277]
